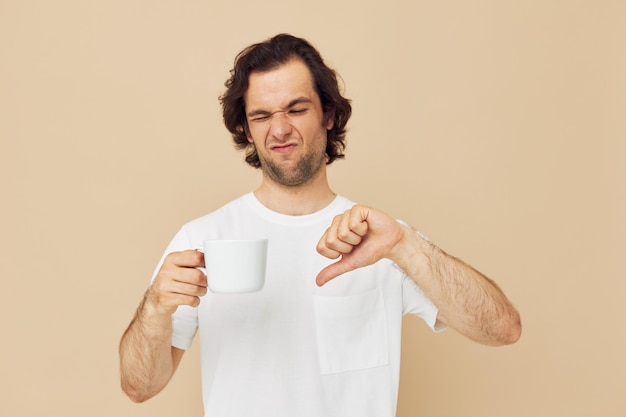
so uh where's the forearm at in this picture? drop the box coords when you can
[119,294,178,402]
[391,226,521,345]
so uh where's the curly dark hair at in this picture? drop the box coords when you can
[219,34,352,168]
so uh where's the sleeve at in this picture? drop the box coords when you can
[393,220,447,333]
[402,276,447,333]
[150,227,199,350]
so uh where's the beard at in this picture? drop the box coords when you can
[259,146,327,187]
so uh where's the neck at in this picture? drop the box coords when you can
[254,171,336,216]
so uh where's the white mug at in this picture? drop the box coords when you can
[202,239,268,293]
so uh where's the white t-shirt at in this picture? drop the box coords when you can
[154,193,442,417]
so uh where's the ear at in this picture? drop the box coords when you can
[325,107,335,130]
[243,123,253,143]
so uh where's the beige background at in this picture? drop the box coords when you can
[1,0,624,416]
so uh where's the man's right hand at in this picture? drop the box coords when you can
[146,250,208,316]
[120,249,205,402]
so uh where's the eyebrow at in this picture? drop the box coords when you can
[246,97,314,118]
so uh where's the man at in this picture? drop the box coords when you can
[119,34,521,416]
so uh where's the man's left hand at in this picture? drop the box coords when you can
[315,204,405,286]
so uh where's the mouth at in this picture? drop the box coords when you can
[270,143,297,154]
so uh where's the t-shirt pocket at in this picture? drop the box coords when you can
[313,287,389,375]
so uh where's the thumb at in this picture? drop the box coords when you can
[316,258,355,287]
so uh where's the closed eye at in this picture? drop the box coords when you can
[247,98,313,122]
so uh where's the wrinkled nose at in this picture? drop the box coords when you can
[270,112,293,140]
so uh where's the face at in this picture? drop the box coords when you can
[244,59,334,188]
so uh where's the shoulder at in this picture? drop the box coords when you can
[332,195,357,212]
[184,193,251,226]
[177,193,253,241]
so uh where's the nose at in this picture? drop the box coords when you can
[269,112,293,140]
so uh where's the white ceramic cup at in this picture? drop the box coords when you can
[202,239,268,293]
